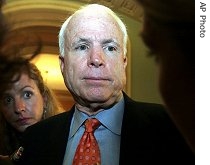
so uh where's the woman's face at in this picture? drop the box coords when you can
[0,73,45,132]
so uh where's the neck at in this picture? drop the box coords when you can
[75,92,124,116]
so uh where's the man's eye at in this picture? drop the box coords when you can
[75,44,89,51]
[106,46,116,52]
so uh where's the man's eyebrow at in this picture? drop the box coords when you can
[77,38,90,42]
[102,39,119,46]
[71,38,119,47]
[71,38,90,47]
[102,39,114,44]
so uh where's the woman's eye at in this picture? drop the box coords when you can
[24,91,32,99]
[3,96,13,105]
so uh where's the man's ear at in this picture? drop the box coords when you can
[123,56,127,69]
[59,56,64,73]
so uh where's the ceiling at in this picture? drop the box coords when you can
[2,0,143,54]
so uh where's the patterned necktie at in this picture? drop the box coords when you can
[73,118,101,165]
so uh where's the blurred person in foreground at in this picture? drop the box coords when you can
[136,0,195,152]
[16,4,194,165]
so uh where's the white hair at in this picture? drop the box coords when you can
[58,4,128,57]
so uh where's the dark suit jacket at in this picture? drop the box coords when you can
[16,93,194,165]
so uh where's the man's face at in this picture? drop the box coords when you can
[60,11,127,108]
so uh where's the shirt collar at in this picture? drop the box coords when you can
[95,98,124,135]
[70,97,125,138]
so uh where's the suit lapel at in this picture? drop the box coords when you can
[47,107,75,164]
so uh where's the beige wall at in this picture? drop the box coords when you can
[122,15,163,104]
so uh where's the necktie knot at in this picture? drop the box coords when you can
[73,118,101,165]
[85,118,100,133]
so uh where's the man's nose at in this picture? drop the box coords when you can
[88,48,105,68]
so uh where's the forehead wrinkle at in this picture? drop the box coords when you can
[68,8,121,33]
[65,11,123,49]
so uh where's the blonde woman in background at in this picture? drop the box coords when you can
[0,57,64,163]
[0,1,63,162]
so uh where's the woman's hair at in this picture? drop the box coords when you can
[0,56,64,155]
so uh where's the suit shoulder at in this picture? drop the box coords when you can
[25,111,71,135]
[125,96,165,112]
[123,92,165,110]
